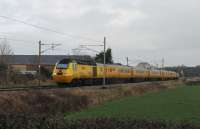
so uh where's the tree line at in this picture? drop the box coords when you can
[164,66,200,77]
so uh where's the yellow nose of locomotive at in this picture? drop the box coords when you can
[52,60,73,84]
[52,69,73,83]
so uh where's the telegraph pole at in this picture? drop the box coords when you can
[162,58,164,70]
[6,64,10,87]
[126,57,129,66]
[38,41,61,86]
[78,37,106,86]
[161,58,164,80]
[103,37,106,86]
[38,40,42,86]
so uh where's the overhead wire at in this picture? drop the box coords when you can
[0,15,103,43]
[0,16,153,62]
[0,37,35,44]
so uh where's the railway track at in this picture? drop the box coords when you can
[0,80,180,92]
[0,85,67,91]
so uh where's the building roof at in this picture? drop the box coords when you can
[3,55,94,65]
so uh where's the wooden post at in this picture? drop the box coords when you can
[38,40,41,86]
[103,37,106,86]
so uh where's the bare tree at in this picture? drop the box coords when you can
[0,39,14,86]
[0,39,13,64]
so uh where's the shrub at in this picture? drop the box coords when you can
[41,67,51,79]
[0,116,199,129]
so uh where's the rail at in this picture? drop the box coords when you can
[0,85,67,92]
[0,80,176,92]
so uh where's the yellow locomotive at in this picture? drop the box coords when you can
[52,58,179,85]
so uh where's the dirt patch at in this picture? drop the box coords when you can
[184,77,200,85]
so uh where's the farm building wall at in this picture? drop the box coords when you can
[10,65,27,72]
[10,64,55,73]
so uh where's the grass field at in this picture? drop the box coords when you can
[66,85,200,123]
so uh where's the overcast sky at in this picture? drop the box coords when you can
[0,0,199,66]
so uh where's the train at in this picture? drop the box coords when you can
[52,57,179,86]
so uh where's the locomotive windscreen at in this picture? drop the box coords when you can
[56,59,71,69]
[56,64,68,69]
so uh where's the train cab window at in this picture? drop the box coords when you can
[56,64,68,69]
[56,59,71,69]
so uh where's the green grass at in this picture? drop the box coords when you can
[66,85,200,123]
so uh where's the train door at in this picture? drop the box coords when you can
[72,63,78,78]
[93,66,97,77]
